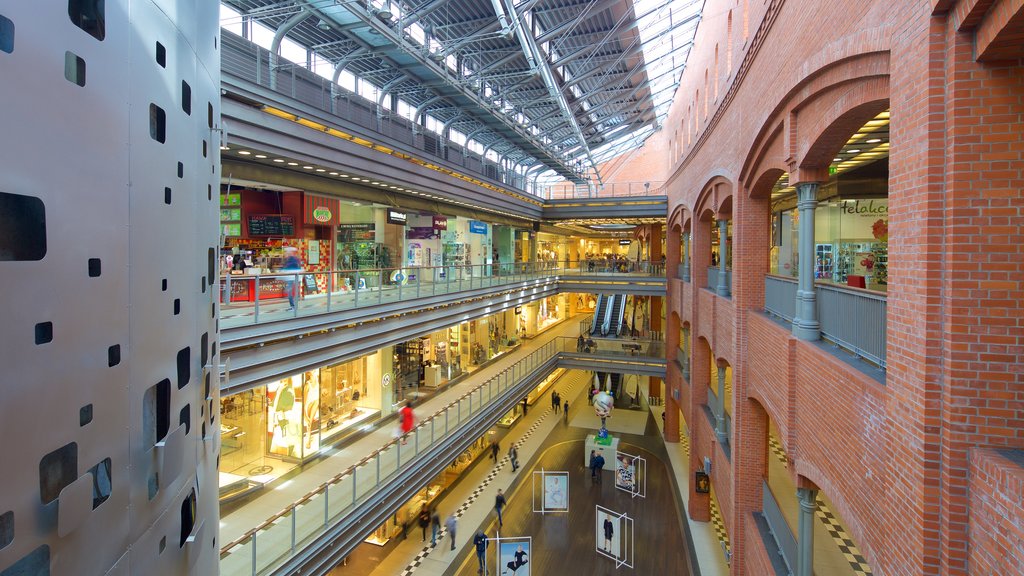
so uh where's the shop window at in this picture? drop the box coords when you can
[179,488,196,547]
[149,104,166,143]
[63,51,86,86]
[164,187,171,204]
[0,14,13,54]
[0,511,12,551]
[155,41,165,67]
[39,442,77,505]
[87,458,111,508]
[0,190,47,261]
[176,346,190,389]
[143,379,171,448]
[34,321,53,345]
[181,81,191,115]
[108,344,120,367]
[179,404,191,435]
[79,404,93,426]
[68,0,105,41]
[88,257,101,277]
[0,545,49,576]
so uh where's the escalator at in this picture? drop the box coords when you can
[608,295,627,336]
[591,294,609,335]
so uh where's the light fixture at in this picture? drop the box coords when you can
[238,150,251,155]
[287,162,298,166]
[847,149,861,154]
[833,157,842,162]
[866,138,881,143]
[220,145,230,150]
[273,158,285,163]
[255,154,267,159]
[303,165,314,169]
[316,168,326,172]
[330,172,338,175]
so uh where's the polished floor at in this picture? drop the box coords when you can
[449,413,692,575]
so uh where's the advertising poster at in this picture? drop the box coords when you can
[543,474,568,511]
[498,539,531,576]
[596,510,622,558]
[615,454,636,493]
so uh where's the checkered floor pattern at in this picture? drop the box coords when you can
[399,375,586,575]
[679,429,690,457]
[816,498,874,576]
[709,492,731,560]
[768,434,788,466]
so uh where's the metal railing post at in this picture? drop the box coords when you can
[253,276,261,323]
[251,532,257,576]
[354,271,360,308]
[290,507,296,552]
[327,271,333,312]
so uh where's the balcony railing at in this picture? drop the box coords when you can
[762,481,797,573]
[706,266,732,295]
[540,180,667,199]
[219,260,665,329]
[764,275,887,368]
[218,334,664,575]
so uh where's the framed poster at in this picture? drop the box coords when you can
[497,537,531,576]
[614,452,646,498]
[595,506,634,569]
[532,470,569,514]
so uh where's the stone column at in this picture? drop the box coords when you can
[716,219,730,297]
[681,231,691,281]
[714,365,728,443]
[796,487,818,576]
[792,183,821,340]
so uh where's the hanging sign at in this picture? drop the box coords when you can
[387,209,408,225]
[469,220,488,234]
[432,215,448,230]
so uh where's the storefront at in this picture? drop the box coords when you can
[521,294,568,337]
[770,197,888,292]
[218,350,388,501]
[497,368,567,427]
[441,217,494,279]
[537,232,568,264]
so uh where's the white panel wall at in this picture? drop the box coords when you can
[0,1,221,574]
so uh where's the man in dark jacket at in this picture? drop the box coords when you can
[591,452,606,484]
[473,530,488,574]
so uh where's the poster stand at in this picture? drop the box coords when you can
[493,534,532,576]
[531,469,569,514]
[595,505,634,569]
[613,451,647,499]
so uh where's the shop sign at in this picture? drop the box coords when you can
[469,220,488,234]
[407,226,438,239]
[312,206,333,223]
[695,470,710,494]
[220,193,241,206]
[432,215,448,230]
[337,223,374,230]
[387,209,407,225]
[840,199,888,216]
[382,373,392,387]
[514,306,522,315]
[618,239,632,246]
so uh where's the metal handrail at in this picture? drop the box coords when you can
[218,334,664,575]
[218,259,667,327]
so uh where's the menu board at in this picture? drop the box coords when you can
[248,215,295,236]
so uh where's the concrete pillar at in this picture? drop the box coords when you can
[716,219,731,297]
[529,232,539,265]
[796,487,818,576]
[714,364,727,443]
[681,231,691,281]
[792,183,821,340]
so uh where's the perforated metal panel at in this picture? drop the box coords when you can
[0,1,220,574]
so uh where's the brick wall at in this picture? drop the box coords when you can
[659,0,1024,574]
[969,449,1024,574]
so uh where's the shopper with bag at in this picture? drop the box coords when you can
[399,400,416,445]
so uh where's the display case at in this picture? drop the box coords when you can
[814,243,834,280]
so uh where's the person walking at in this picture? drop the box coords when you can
[563,400,569,423]
[445,514,458,551]
[418,506,431,542]
[280,246,303,311]
[508,445,519,472]
[431,509,441,547]
[577,334,585,352]
[473,530,489,574]
[490,440,500,463]
[550,390,558,412]
[589,450,597,480]
[494,489,507,527]
[399,400,416,445]
[521,397,528,416]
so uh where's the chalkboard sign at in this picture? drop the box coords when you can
[248,214,295,236]
[303,274,319,294]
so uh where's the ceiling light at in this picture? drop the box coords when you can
[303,165,314,169]
[833,158,842,162]
[238,150,251,155]
[273,158,285,163]
[220,146,230,151]
[255,154,267,159]
[287,162,298,166]
[340,175,349,178]
[866,138,881,143]
[316,168,326,172]
[329,172,338,176]
[370,181,380,185]
[847,149,861,154]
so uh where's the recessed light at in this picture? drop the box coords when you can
[371,181,380,185]
[833,158,842,162]
[866,138,881,143]
[847,149,861,154]
[274,158,285,163]
[316,168,325,172]
[330,172,338,175]
[340,175,350,178]
[255,154,267,158]
[220,146,230,150]
[396,187,404,191]
[303,165,314,169]
[238,150,251,155]
[287,162,298,166]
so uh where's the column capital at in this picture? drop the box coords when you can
[796,487,819,511]
[795,182,821,207]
